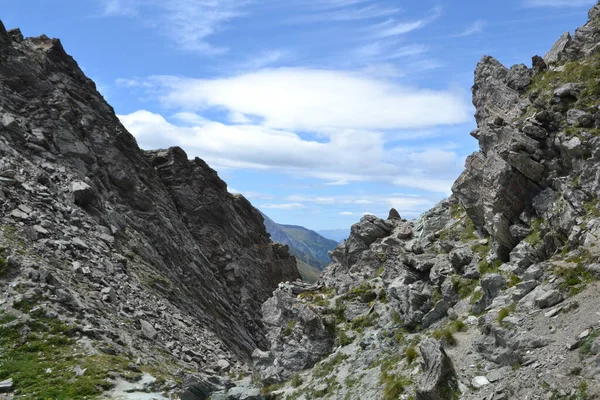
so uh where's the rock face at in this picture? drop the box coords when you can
[0,18,299,379]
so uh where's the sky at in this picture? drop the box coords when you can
[2,0,596,232]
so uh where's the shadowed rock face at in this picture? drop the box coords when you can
[0,22,299,358]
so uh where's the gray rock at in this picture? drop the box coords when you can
[140,320,158,340]
[0,378,13,393]
[545,32,572,65]
[416,339,458,400]
[534,290,564,309]
[448,247,473,271]
[471,376,491,389]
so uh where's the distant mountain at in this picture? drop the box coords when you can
[317,228,351,243]
[261,212,338,272]
[295,259,321,284]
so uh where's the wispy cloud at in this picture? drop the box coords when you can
[261,203,306,210]
[99,0,247,55]
[372,6,443,38]
[523,0,595,7]
[454,20,486,37]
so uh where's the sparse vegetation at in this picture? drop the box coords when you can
[291,373,303,388]
[405,345,418,364]
[579,329,599,357]
[554,258,594,297]
[524,218,543,247]
[342,283,377,303]
[432,320,467,347]
[0,310,145,399]
[497,304,516,324]
[337,328,353,346]
[478,259,503,275]
[314,353,349,378]
[284,320,296,336]
[351,312,379,331]
[451,275,479,299]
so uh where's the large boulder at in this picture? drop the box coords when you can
[416,339,459,400]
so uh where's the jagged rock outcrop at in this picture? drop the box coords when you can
[0,18,299,398]
[252,4,600,400]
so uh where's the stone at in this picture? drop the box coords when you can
[449,247,473,270]
[216,359,231,372]
[417,339,458,400]
[140,320,158,340]
[0,378,13,393]
[70,181,96,207]
[534,290,564,309]
[471,376,491,389]
[545,32,571,65]
[388,208,401,220]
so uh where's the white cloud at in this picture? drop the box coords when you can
[454,20,486,37]
[118,109,466,194]
[134,68,471,131]
[99,0,246,54]
[524,0,595,7]
[339,211,355,216]
[261,203,306,210]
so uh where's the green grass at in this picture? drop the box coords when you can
[0,248,7,277]
[432,320,467,346]
[554,260,594,297]
[337,328,353,346]
[342,283,377,303]
[350,312,379,331]
[314,353,349,378]
[507,273,522,288]
[524,218,543,247]
[379,353,412,400]
[451,275,479,299]
[470,290,483,305]
[405,346,418,364]
[579,329,599,357]
[497,304,516,324]
[290,374,303,388]
[0,311,138,399]
[478,259,503,275]
[529,53,600,107]
[284,320,296,336]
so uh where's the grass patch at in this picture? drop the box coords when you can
[379,353,412,400]
[350,312,379,331]
[284,320,296,337]
[497,304,516,324]
[470,290,483,305]
[405,346,418,364]
[337,328,353,346]
[451,275,478,299]
[554,260,594,297]
[0,311,138,400]
[342,283,377,303]
[478,259,503,275]
[0,248,8,277]
[524,218,543,247]
[291,374,303,388]
[314,353,349,378]
[579,329,599,357]
[261,383,284,395]
[432,320,466,347]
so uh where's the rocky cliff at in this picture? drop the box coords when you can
[249,4,600,400]
[0,20,299,399]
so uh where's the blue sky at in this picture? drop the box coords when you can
[2,0,595,231]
